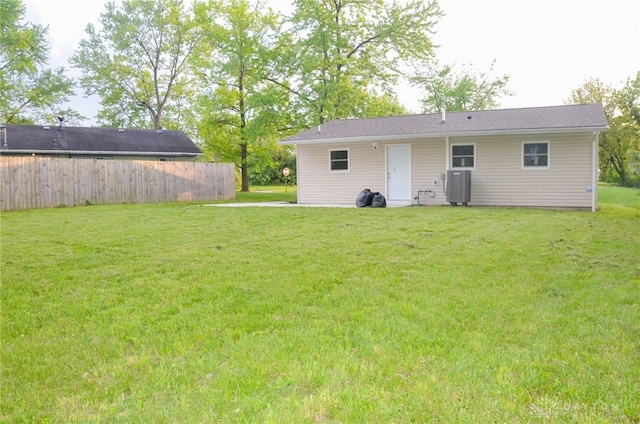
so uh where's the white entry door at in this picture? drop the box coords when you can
[386,144,411,204]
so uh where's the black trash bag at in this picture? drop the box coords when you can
[371,192,387,208]
[356,189,374,207]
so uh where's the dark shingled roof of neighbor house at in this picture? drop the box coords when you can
[0,124,202,157]
[280,103,608,145]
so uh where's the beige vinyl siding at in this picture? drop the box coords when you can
[296,131,594,208]
[297,142,386,204]
[410,138,448,206]
[297,138,450,205]
[452,132,593,208]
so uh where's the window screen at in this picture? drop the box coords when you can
[452,145,475,168]
[330,149,349,171]
[523,142,549,167]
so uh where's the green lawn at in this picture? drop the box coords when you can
[598,185,640,211]
[1,187,639,422]
[233,185,298,204]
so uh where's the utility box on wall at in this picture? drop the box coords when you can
[446,170,471,206]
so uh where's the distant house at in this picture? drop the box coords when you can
[280,104,608,211]
[0,124,202,162]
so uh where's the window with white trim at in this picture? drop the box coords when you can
[329,149,349,172]
[451,144,475,169]
[523,142,549,168]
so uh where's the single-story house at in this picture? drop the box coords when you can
[0,123,202,161]
[280,104,608,211]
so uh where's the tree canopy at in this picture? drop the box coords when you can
[566,74,640,187]
[281,0,442,125]
[194,0,290,191]
[70,0,203,130]
[0,0,76,124]
[410,59,513,113]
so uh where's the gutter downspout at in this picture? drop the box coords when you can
[592,131,598,212]
[445,136,450,172]
[444,136,450,201]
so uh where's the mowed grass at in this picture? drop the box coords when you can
[598,185,640,211]
[1,187,639,423]
[231,185,298,204]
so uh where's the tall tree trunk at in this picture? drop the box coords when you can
[241,142,249,192]
[239,69,249,192]
[610,155,627,186]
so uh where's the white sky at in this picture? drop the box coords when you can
[24,0,640,124]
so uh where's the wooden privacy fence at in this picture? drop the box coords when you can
[0,157,236,211]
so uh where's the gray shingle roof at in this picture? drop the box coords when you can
[281,104,608,145]
[0,124,202,156]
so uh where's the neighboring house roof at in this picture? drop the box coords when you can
[280,104,608,145]
[0,124,202,157]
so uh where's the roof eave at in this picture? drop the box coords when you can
[279,126,609,145]
[0,150,203,156]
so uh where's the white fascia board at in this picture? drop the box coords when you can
[279,126,609,145]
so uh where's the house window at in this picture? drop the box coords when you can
[523,142,549,168]
[158,157,175,161]
[451,144,475,169]
[329,149,349,172]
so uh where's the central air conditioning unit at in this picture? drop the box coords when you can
[446,170,471,206]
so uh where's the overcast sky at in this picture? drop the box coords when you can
[24,0,640,125]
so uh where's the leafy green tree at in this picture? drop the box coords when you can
[70,0,203,130]
[248,144,297,186]
[565,77,613,115]
[616,72,640,126]
[567,76,640,187]
[194,0,291,191]
[410,59,513,113]
[280,0,442,125]
[611,73,640,186]
[0,0,77,124]
[602,113,639,186]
